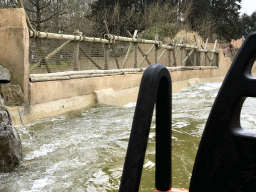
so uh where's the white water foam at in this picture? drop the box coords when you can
[144,160,155,169]
[123,102,136,108]
[24,143,60,160]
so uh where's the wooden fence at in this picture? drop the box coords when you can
[16,0,219,74]
[28,29,219,74]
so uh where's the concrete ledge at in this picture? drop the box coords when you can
[94,88,119,106]
[8,94,95,126]
[8,76,225,127]
[115,87,140,106]
[188,78,201,85]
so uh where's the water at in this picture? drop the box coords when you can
[1,81,256,191]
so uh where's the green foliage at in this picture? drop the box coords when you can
[237,11,256,38]
[109,44,134,58]
[139,22,181,42]
[88,0,179,37]
[190,0,242,42]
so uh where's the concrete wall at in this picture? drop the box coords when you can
[0,8,30,106]
[15,43,256,127]
[7,66,224,126]
[1,9,245,126]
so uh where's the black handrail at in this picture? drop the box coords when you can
[119,63,172,191]
[190,31,256,191]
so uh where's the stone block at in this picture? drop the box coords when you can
[1,83,24,106]
[94,88,120,106]
[188,78,201,85]
[0,106,23,172]
[0,65,11,82]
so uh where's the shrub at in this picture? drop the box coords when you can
[139,22,181,42]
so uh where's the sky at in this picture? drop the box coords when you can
[239,0,256,16]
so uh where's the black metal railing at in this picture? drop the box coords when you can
[119,31,256,192]
[119,63,172,191]
[190,31,256,191]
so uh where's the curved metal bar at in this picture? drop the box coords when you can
[119,63,172,191]
[189,31,256,191]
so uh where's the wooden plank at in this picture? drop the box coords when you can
[157,49,167,62]
[127,30,151,65]
[201,38,208,66]
[172,49,177,67]
[31,40,71,70]
[29,30,109,43]
[104,44,109,70]
[167,49,171,67]
[79,46,103,70]
[35,38,51,73]
[210,39,218,66]
[138,44,155,67]
[182,49,195,65]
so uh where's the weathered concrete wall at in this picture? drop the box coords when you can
[29,73,143,105]
[29,67,221,106]
[1,8,238,126]
[11,54,228,127]
[8,74,225,126]
[0,8,29,106]
[18,49,232,126]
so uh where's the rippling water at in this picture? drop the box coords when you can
[2,81,256,191]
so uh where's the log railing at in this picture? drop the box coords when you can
[17,0,219,74]
[28,29,219,74]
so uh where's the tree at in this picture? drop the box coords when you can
[0,0,16,8]
[237,11,256,38]
[22,0,70,31]
[189,0,241,42]
[88,0,177,36]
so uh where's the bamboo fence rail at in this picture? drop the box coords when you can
[18,0,219,74]
[28,29,219,74]
[30,66,218,82]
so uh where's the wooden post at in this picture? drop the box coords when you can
[194,35,197,66]
[180,46,183,66]
[31,40,71,70]
[103,21,110,70]
[122,30,137,68]
[127,30,151,66]
[73,29,81,71]
[19,0,52,73]
[17,0,33,30]
[104,20,120,69]
[133,30,138,68]
[210,39,218,66]
[35,39,51,73]
[194,49,197,66]
[79,46,103,70]
[122,43,133,68]
[138,45,155,67]
[172,49,176,67]
[175,35,184,66]
[201,38,208,66]
[168,49,171,67]
[155,34,159,63]
[182,49,195,66]
[157,49,167,63]
[104,44,109,70]
[112,45,120,69]
[134,43,138,68]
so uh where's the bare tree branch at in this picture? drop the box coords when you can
[27,0,37,7]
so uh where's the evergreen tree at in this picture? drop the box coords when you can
[190,0,241,42]
[238,11,256,38]
[89,0,175,36]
